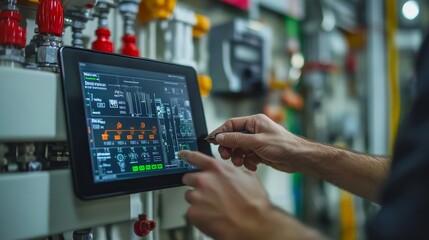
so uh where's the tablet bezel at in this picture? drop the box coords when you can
[59,47,211,200]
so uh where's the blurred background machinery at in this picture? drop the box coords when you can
[1,0,428,239]
[209,18,271,96]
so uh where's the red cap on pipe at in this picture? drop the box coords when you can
[0,11,26,48]
[133,214,156,238]
[92,28,114,53]
[37,0,64,36]
[120,34,140,57]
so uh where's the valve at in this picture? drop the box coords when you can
[92,27,114,53]
[92,0,115,53]
[119,0,141,57]
[0,144,9,173]
[73,228,93,240]
[0,0,26,67]
[198,74,212,97]
[16,143,43,172]
[121,34,139,57]
[137,0,176,24]
[133,214,156,238]
[282,86,304,110]
[31,0,64,72]
[64,1,96,48]
[37,0,64,37]
[193,14,211,39]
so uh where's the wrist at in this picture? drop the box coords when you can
[252,205,325,240]
[227,195,325,240]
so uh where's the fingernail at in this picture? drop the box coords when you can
[216,134,225,142]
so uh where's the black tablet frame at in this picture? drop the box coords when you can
[59,47,211,200]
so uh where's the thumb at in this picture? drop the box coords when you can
[216,132,257,149]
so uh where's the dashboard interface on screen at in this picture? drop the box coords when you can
[78,62,197,183]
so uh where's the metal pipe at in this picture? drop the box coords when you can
[367,0,388,155]
[144,191,154,240]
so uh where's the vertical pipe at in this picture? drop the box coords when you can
[145,192,154,240]
[248,0,259,20]
[149,21,157,59]
[146,18,157,240]
[386,0,400,152]
[367,0,388,155]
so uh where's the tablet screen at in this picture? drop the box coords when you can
[60,47,210,199]
[78,62,197,183]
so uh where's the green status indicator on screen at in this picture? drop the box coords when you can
[132,166,139,172]
[145,165,151,170]
[157,164,163,169]
[139,165,145,171]
[151,164,157,170]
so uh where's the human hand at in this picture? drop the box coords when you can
[180,150,324,240]
[209,114,312,173]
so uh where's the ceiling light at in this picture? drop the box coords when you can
[402,0,420,21]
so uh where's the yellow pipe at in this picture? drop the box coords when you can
[386,0,401,153]
[340,191,356,240]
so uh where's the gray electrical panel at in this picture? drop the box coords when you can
[209,18,271,96]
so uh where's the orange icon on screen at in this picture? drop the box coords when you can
[114,135,121,140]
[138,135,144,140]
[127,135,133,140]
[117,122,123,129]
[102,134,108,140]
[149,135,155,140]
[140,122,146,128]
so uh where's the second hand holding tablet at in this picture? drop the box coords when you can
[204,130,252,141]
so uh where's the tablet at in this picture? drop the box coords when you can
[59,47,211,200]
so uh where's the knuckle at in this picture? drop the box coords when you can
[184,190,194,203]
[194,174,208,188]
[182,174,190,184]
[256,113,265,119]
[207,159,222,172]
[186,207,198,222]
[223,119,234,131]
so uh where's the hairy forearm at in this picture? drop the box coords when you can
[250,205,327,240]
[299,140,391,202]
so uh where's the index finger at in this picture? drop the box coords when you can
[178,150,219,171]
[209,115,257,137]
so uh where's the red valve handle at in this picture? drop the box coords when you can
[37,0,64,36]
[0,11,26,48]
[133,214,156,238]
[92,28,114,53]
[120,34,140,57]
